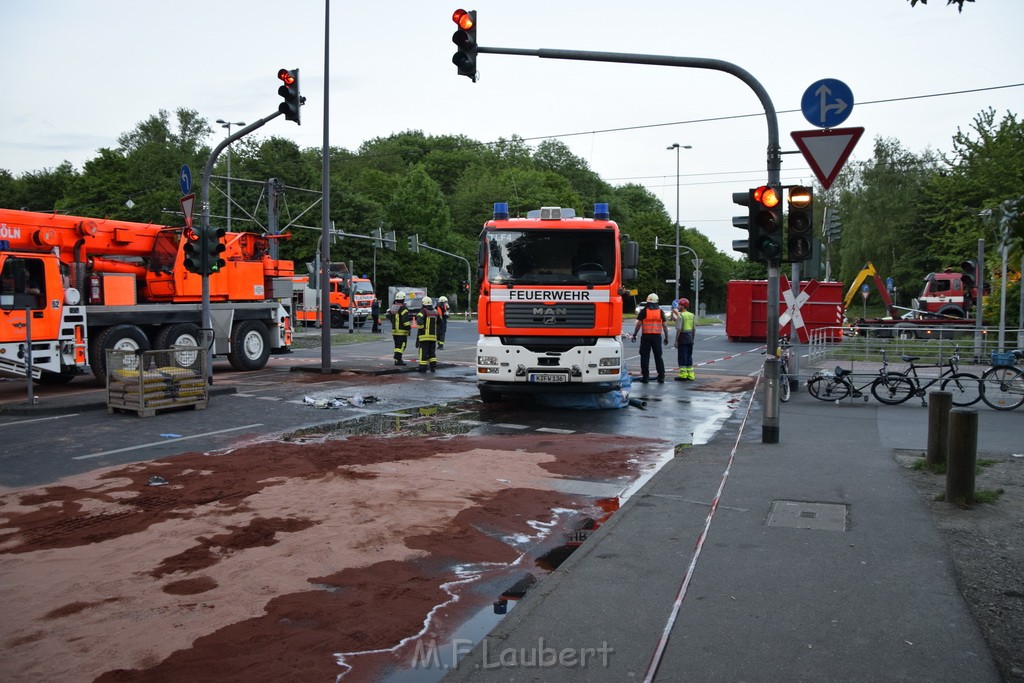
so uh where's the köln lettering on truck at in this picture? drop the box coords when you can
[0,208,294,384]
[474,202,639,404]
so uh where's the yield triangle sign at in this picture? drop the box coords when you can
[791,127,864,190]
[179,193,195,229]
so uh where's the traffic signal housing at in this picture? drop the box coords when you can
[752,185,783,263]
[203,226,227,275]
[786,185,814,261]
[732,189,758,262]
[183,226,203,274]
[451,9,478,82]
[278,68,302,124]
[407,234,419,253]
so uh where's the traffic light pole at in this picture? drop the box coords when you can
[475,45,783,442]
[416,241,473,317]
[200,111,283,383]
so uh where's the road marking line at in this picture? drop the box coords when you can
[0,413,80,427]
[73,424,264,460]
[494,423,529,430]
[536,427,575,434]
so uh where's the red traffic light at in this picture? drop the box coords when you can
[753,185,780,208]
[452,8,474,30]
[183,226,200,241]
[277,69,296,86]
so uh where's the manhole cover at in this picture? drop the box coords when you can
[767,500,847,531]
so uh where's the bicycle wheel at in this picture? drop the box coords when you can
[939,372,983,407]
[807,376,850,402]
[980,366,1024,411]
[871,373,916,405]
[780,369,792,402]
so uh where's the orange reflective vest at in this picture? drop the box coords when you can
[640,306,666,335]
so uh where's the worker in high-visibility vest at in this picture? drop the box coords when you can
[415,296,440,373]
[387,291,412,365]
[631,293,670,383]
[674,298,696,381]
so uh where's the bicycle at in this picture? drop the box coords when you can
[778,338,792,403]
[871,345,982,407]
[807,350,912,403]
[980,349,1024,411]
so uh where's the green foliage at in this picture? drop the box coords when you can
[6,105,1019,317]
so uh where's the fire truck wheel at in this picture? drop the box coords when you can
[227,320,271,371]
[331,310,347,328]
[36,370,78,385]
[936,305,967,318]
[89,324,152,382]
[479,386,502,403]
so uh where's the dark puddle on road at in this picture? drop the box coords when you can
[283,404,481,442]
[375,497,621,682]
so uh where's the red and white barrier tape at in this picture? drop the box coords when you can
[642,368,761,682]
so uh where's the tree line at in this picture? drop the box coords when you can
[1,106,1019,325]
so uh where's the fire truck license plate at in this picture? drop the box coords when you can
[529,373,568,383]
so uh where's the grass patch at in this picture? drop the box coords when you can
[933,488,1006,506]
[911,457,999,476]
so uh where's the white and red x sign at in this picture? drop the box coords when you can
[779,277,821,343]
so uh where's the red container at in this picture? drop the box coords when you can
[726,278,844,342]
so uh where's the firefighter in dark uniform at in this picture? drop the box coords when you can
[435,295,450,349]
[631,293,669,383]
[415,296,439,373]
[387,291,412,365]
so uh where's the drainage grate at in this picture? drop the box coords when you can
[767,500,847,531]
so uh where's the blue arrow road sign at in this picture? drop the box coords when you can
[179,164,192,195]
[801,79,854,129]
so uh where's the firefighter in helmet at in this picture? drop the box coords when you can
[387,291,412,365]
[631,293,669,383]
[435,295,450,349]
[674,297,696,380]
[415,296,440,373]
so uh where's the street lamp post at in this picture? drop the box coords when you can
[667,143,692,303]
[216,119,245,230]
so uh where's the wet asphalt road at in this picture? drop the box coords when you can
[0,319,762,489]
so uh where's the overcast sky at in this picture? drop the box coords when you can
[2,0,1022,255]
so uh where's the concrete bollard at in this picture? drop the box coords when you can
[945,408,978,507]
[926,391,952,467]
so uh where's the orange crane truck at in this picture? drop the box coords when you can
[0,208,294,383]
[474,202,639,403]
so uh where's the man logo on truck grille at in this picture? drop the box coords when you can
[533,307,566,317]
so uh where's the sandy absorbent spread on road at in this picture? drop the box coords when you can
[0,433,667,681]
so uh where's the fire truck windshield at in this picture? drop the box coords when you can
[485,229,615,286]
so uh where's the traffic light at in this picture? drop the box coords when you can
[752,184,783,263]
[960,259,978,291]
[183,226,203,273]
[786,185,813,261]
[202,226,227,274]
[383,230,397,251]
[277,68,302,124]
[451,9,478,82]
[732,189,757,262]
[407,234,419,253]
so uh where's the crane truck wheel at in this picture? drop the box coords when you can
[937,305,967,318]
[89,324,152,382]
[154,323,202,371]
[227,320,271,371]
[894,324,918,341]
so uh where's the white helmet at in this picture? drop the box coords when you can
[395,291,406,300]
[646,293,659,303]
[421,296,433,306]
[438,296,448,303]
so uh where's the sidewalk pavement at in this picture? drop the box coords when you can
[445,391,1010,682]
